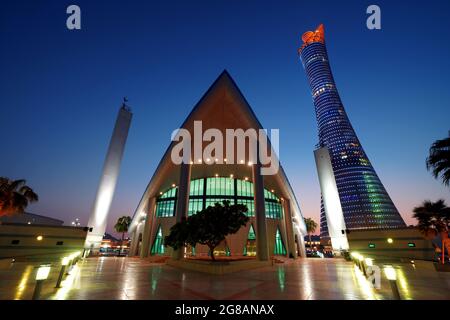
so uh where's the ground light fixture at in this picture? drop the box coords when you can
[56,257,70,288]
[384,265,401,300]
[351,252,363,270]
[66,251,81,275]
[32,264,51,300]
[36,235,43,241]
[387,238,394,244]
[357,254,366,276]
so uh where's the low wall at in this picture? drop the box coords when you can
[0,223,87,260]
[347,227,435,261]
[167,258,272,274]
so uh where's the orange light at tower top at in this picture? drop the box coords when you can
[298,24,325,54]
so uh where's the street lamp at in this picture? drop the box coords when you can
[384,265,401,300]
[32,265,51,300]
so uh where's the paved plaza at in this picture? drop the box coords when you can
[0,257,449,300]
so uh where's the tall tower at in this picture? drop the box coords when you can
[298,25,405,250]
[85,101,133,250]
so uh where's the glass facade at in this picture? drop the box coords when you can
[151,225,165,255]
[299,25,406,236]
[274,227,286,256]
[155,177,282,219]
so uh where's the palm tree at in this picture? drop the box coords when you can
[304,217,318,249]
[413,200,450,264]
[427,133,450,186]
[0,177,38,217]
[114,216,131,256]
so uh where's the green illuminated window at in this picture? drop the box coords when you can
[243,224,256,256]
[156,199,175,217]
[160,187,177,199]
[368,243,376,248]
[156,177,282,219]
[188,198,203,216]
[206,177,234,196]
[408,243,416,248]
[237,199,255,217]
[265,202,282,219]
[236,179,253,197]
[151,226,165,255]
[189,179,204,196]
[274,227,286,256]
[205,198,233,208]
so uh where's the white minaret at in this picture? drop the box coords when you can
[85,100,132,251]
[314,147,349,252]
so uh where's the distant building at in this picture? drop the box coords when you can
[0,212,64,226]
[99,233,130,256]
[304,235,321,248]
[0,212,88,259]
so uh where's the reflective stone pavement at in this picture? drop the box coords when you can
[0,257,449,300]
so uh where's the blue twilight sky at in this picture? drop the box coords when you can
[1,0,449,236]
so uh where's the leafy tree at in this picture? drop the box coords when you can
[114,216,132,255]
[413,200,450,264]
[165,200,249,261]
[304,217,318,248]
[0,177,38,217]
[427,133,450,186]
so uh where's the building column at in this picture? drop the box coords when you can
[252,162,269,261]
[172,163,191,260]
[282,199,298,259]
[140,197,156,258]
[278,200,289,258]
[128,230,138,257]
[297,234,306,258]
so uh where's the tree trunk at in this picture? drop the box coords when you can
[441,232,449,265]
[208,245,216,261]
[308,234,312,248]
[118,232,125,257]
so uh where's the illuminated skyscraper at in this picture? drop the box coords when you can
[298,25,405,248]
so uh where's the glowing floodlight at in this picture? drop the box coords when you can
[365,258,373,267]
[36,265,51,281]
[61,257,70,266]
[384,266,397,281]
